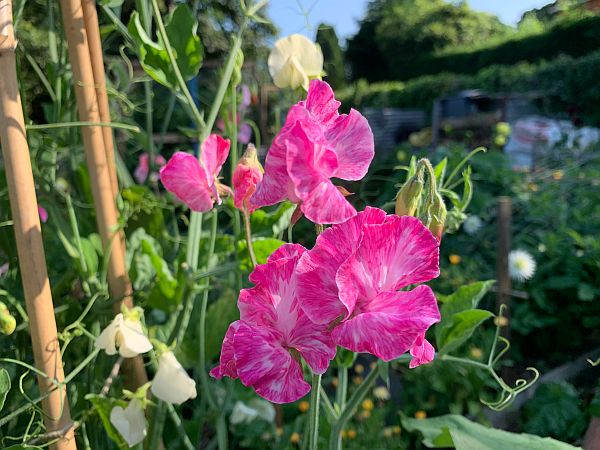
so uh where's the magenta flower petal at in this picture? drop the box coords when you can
[409,332,436,368]
[331,287,440,362]
[200,135,230,185]
[38,206,48,223]
[328,109,374,180]
[296,207,387,324]
[238,123,252,144]
[210,321,240,379]
[134,153,150,184]
[287,314,337,374]
[252,80,374,224]
[335,215,440,313]
[159,152,214,212]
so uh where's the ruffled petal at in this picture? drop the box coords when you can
[199,134,230,183]
[234,322,309,403]
[210,321,241,379]
[302,79,340,127]
[287,314,336,375]
[409,333,436,368]
[336,215,440,312]
[328,109,374,181]
[119,319,153,358]
[232,164,262,212]
[331,287,440,361]
[300,179,357,225]
[296,207,387,324]
[159,152,214,212]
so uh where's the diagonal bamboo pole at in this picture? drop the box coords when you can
[0,2,77,449]
[59,0,148,389]
[80,0,118,200]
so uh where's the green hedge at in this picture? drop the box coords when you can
[340,51,600,125]
[394,16,600,81]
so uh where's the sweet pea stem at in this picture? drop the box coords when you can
[308,373,322,450]
[243,210,257,267]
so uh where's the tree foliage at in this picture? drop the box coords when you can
[316,23,346,89]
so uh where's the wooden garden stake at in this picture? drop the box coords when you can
[496,196,512,339]
[59,0,148,389]
[0,2,77,448]
[81,0,118,200]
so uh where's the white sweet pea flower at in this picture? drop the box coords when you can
[509,249,536,282]
[230,398,275,425]
[268,34,323,91]
[110,399,147,447]
[95,312,152,358]
[150,351,197,404]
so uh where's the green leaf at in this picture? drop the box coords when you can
[128,5,202,89]
[436,309,493,354]
[402,414,581,450]
[435,281,495,354]
[4,446,43,450]
[434,157,448,185]
[459,167,473,211]
[377,360,390,388]
[249,202,295,236]
[237,238,285,272]
[80,237,99,275]
[334,347,357,368]
[86,394,129,450]
[0,368,11,412]
[577,283,595,302]
[205,290,239,362]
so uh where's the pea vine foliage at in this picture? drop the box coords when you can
[0,1,542,450]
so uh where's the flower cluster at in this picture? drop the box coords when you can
[95,307,197,446]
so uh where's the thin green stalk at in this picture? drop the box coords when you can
[150,0,205,130]
[147,401,167,450]
[243,211,257,267]
[144,81,155,172]
[166,403,195,450]
[230,83,242,240]
[335,366,348,409]
[26,122,140,132]
[308,374,322,450]
[157,93,177,152]
[329,367,379,450]
[65,192,88,275]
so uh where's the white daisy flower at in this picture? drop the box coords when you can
[509,249,536,282]
[463,215,483,235]
[151,351,197,405]
[268,34,323,91]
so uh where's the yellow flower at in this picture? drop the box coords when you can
[449,254,461,265]
[331,377,339,388]
[552,170,564,181]
[353,375,363,385]
[298,400,310,413]
[276,427,284,437]
[362,399,374,411]
[359,410,371,419]
[268,34,323,91]
[383,427,394,438]
[494,316,509,327]
[373,386,390,401]
[355,363,365,374]
[528,183,539,192]
[341,430,348,439]
[347,429,357,439]
[290,432,301,444]
[392,425,401,435]
[415,410,427,420]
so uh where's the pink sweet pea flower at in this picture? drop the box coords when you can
[296,207,441,367]
[233,144,263,213]
[210,244,336,403]
[134,153,167,184]
[160,135,231,212]
[251,79,374,224]
[38,206,48,223]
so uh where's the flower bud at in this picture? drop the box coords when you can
[429,192,447,241]
[233,144,263,213]
[0,302,16,335]
[395,174,423,217]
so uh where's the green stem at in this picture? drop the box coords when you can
[65,192,88,275]
[443,146,486,188]
[330,366,379,450]
[150,0,205,131]
[243,211,257,267]
[335,366,348,410]
[308,374,322,450]
[166,403,195,450]
[144,81,155,173]
[26,122,140,132]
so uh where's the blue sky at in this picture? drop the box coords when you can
[268,0,553,41]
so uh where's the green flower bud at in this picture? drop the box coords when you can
[0,302,16,335]
[395,174,424,217]
[429,192,447,241]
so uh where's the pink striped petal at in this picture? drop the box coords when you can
[296,207,387,324]
[287,314,336,374]
[234,322,310,403]
[328,109,374,181]
[232,164,262,212]
[159,152,214,212]
[210,321,240,379]
[302,79,340,127]
[331,287,440,361]
[200,134,230,184]
[300,180,357,225]
[336,215,439,313]
[409,333,436,368]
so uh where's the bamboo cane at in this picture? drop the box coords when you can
[80,0,118,200]
[59,0,148,389]
[0,2,76,449]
